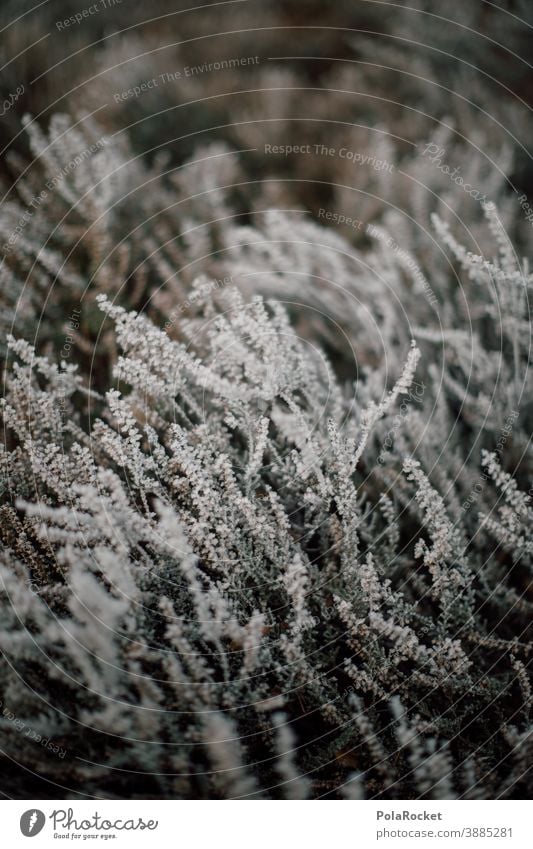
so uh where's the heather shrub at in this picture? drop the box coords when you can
[0,0,531,799]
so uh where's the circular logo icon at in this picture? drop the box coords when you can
[20,810,45,837]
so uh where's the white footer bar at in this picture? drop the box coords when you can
[5,800,531,848]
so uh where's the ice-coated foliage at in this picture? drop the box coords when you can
[1,194,532,797]
[0,0,532,800]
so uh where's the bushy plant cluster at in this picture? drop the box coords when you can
[0,0,531,799]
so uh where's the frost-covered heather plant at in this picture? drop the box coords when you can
[0,0,532,801]
[1,197,532,797]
